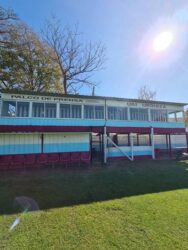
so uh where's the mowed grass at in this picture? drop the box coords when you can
[0,160,188,250]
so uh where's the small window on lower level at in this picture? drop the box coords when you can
[1,101,16,117]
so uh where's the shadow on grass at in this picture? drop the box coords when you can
[0,159,188,215]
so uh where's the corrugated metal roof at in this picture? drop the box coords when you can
[0,89,187,106]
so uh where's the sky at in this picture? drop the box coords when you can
[1,0,188,103]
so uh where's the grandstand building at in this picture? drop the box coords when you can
[0,90,187,169]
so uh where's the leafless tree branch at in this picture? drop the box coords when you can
[41,16,106,94]
[138,85,157,100]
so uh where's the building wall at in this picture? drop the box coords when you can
[0,133,41,155]
[107,146,152,157]
[43,133,90,153]
[154,134,187,149]
[0,132,90,155]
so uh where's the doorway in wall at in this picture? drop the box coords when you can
[91,133,103,163]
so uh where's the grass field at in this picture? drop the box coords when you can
[0,160,188,249]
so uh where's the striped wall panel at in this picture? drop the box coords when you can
[43,133,90,153]
[107,146,152,157]
[0,133,41,155]
[154,134,187,149]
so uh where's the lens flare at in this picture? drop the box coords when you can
[153,31,173,52]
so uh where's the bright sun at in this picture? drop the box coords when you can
[153,31,173,52]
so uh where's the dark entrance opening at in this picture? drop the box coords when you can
[91,133,103,163]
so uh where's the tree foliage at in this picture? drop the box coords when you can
[184,108,188,127]
[0,22,63,92]
[0,7,106,94]
[42,17,106,94]
[0,6,17,47]
[138,85,157,100]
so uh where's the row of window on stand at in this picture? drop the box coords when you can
[1,100,183,122]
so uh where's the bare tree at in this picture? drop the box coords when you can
[42,17,106,94]
[138,85,157,100]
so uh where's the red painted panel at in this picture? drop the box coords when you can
[47,153,59,163]
[0,125,185,134]
[154,127,186,134]
[107,127,151,133]
[80,152,91,164]
[0,125,104,133]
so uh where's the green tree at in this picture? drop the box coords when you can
[0,6,17,47]
[0,22,63,92]
[184,109,188,127]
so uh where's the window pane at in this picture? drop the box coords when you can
[84,105,94,119]
[32,103,44,117]
[17,102,29,117]
[130,108,148,121]
[168,112,175,122]
[72,105,81,118]
[45,103,56,118]
[176,111,183,122]
[151,109,167,122]
[138,108,148,121]
[117,107,127,120]
[95,106,104,119]
[108,106,127,120]
[139,134,150,146]
[130,108,139,120]
[117,134,129,146]
[60,104,70,118]
[108,107,115,120]
[1,101,16,117]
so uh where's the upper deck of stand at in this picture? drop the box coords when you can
[0,90,187,134]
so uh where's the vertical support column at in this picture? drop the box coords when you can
[166,134,169,149]
[41,133,44,153]
[81,104,84,119]
[137,134,139,146]
[149,134,152,146]
[148,108,151,121]
[151,127,155,160]
[186,132,188,154]
[103,126,107,164]
[169,134,172,158]
[128,133,130,146]
[29,102,32,118]
[130,133,134,160]
[127,107,130,121]
[56,103,60,118]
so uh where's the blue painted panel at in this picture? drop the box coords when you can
[107,150,152,157]
[106,120,185,128]
[0,117,185,128]
[0,144,41,155]
[43,142,89,153]
[0,118,104,126]
[155,143,187,149]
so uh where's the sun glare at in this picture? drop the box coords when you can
[153,31,173,52]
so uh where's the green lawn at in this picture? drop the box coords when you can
[0,160,188,250]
